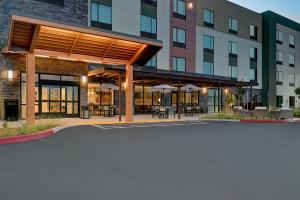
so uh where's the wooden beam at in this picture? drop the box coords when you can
[129,44,147,65]
[34,49,130,65]
[7,21,14,50]
[69,32,80,55]
[29,24,41,53]
[102,39,116,59]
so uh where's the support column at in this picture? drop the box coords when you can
[26,54,35,125]
[118,73,122,122]
[125,65,133,122]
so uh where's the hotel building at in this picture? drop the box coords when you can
[0,0,298,123]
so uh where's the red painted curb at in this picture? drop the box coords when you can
[0,129,54,145]
[240,119,288,123]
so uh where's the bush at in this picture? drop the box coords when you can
[294,109,300,117]
[0,122,58,138]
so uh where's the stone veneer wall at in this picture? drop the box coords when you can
[0,54,88,120]
[0,0,88,48]
[0,0,89,119]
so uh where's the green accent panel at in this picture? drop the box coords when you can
[203,51,214,63]
[141,3,157,17]
[261,11,300,108]
[229,55,237,66]
[92,0,112,6]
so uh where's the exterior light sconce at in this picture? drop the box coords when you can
[122,82,127,90]
[187,2,193,9]
[224,89,228,95]
[7,70,13,80]
[203,87,207,95]
[81,75,87,85]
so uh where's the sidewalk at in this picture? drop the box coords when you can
[0,114,202,128]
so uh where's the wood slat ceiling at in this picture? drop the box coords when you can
[7,15,163,66]
[10,21,145,62]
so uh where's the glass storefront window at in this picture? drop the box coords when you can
[144,87,153,106]
[20,73,80,118]
[50,87,60,101]
[40,74,60,81]
[42,102,49,113]
[153,92,160,105]
[135,86,143,106]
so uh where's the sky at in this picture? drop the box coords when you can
[228,0,300,23]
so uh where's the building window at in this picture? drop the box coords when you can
[229,66,238,79]
[34,0,64,6]
[250,46,257,60]
[173,0,186,18]
[141,0,157,6]
[250,69,257,81]
[276,96,283,108]
[203,9,214,28]
[173,57,186,72]
[289,54,295,67]
[203,35,214,50]
[289,96,295,108]
[229,41,238,55]
[203,62,214,75]
[276,51,283,64]
[229,18,238,34]
[145,55,157,67]
[141,15,157,39]
[289,73,295,87]
[276,71,283,85]
[276,30,283,44]
[173,28,186,48]
[289,35,295,48]
[91,1,112,30]
[250,25,257,40]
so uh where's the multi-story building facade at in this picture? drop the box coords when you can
[262,11,300,109]
[0,0,298,122]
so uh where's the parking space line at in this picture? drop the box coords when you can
[90,121,209,130]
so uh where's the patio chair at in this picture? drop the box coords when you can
[167,107,176,119]
[102,106,110,117]
[193,106,201,115]
[185,106,193,117]
[152,106,160,118]
[159,107,167,119]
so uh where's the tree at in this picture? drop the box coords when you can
[295,87,300,99]
[235,85,246,107]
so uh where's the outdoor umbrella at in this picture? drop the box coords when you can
[98,84,119,106]
[180,84,201,105]
[150,84,177,106]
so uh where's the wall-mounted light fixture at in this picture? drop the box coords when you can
[7,70,13,80]
[224,89,228,95]
[203,87,207,95]
[187,2,193,9]
[122,82,127,90]
[81,76,87,85]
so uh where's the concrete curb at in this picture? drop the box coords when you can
[0,129,54,145]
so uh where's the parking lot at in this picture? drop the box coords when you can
[0,121,300,200]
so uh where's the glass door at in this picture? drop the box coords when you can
[41,85,79,116]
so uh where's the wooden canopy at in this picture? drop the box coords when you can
[4,15,163,66]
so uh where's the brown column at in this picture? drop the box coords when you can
[118,73,122,122]
[125,65,133,122]
[26,54,35,125]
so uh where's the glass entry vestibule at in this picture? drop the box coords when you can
[21,73,80,119]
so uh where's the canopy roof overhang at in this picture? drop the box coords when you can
[2,15,163,66]
[88,65,258,87]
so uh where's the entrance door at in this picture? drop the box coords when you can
[41,85,79,117]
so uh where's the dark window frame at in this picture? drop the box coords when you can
[34,0,64,6]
